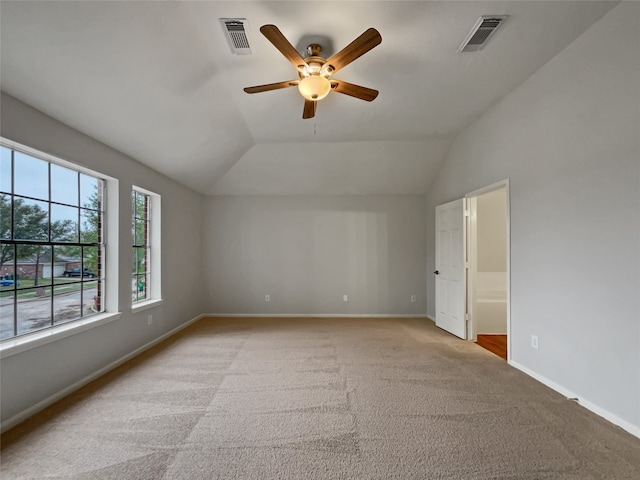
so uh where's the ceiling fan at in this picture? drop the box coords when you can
[244,24,382,119]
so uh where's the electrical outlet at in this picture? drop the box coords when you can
[531,335,539,350]
[343,294,348,302]
[265,294,270,302]
[410,294,416,303]
[147,315,153,325]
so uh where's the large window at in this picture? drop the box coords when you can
[131,186,160,307]
[0,144,105,340]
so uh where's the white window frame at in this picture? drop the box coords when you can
[0,138,120,359]
[131,186,161,312]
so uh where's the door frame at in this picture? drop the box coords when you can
[465,179,511,362]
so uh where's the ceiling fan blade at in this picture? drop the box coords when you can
[331,80,379,102]
[324,28,382,74]
[244,80,299,94]
[303,100,316,119]
[260,24,307,69]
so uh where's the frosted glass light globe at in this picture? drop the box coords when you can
[298,75,331,101]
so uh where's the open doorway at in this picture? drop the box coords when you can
[466,181,509,361]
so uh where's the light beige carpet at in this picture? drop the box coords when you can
[1,317,639,479]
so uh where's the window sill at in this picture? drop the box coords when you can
[0,312,122,359]
[131,298,163,313]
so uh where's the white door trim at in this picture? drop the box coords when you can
[465,179,511,362]
[467,196,478,341]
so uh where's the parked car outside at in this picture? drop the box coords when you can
[62,268,97,278]
[0,279,19,287]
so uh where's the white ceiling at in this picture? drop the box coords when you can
[0,1,617,195]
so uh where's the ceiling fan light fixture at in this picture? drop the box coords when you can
[244,25,382,118]
[297,75,331,101]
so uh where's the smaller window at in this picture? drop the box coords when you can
[131,187,160,306]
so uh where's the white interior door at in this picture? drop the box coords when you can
[435,198,467,339]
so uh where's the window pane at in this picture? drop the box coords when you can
[132,248,137,275]
[134,247,146,274]
[51,245,72,278]
[51,204,79,242]
[57,274,78,286]
[134,195,141,219]
[54,244,81,270]
[83,280,100,316]
[54,285,80,325]
[50,164,78,206]
[92,279,104,313]
[143,274,149,300]
[32,245,52,286]
[17,288,52,335]
[14,198,48,240]
[83,246,99,278]
[14,245,29,281]
[132,273,147,302]
[1,194,11,240]
[11,245,48,288]
[14,152,48,200]
[131,275,138,302]
[1,242,14,278]
[134,218,147,246]
[80,208,99,243]
[133,191,147,219]
[1,147,11,193]
[0,294,15,340]
[80,174,98,209]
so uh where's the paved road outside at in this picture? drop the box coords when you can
[0,286,98,340]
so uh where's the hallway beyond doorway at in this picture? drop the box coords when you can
[476,334,507,360]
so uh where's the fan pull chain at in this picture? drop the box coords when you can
[314,122,317,136]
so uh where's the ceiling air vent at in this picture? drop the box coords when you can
[458,16,508,52]
[220,18,252,55]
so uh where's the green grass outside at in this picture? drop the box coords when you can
[0,278,98,299]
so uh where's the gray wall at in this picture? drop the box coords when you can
[203,195,426,315]
[0,93,205,424]
[426,3,639,429]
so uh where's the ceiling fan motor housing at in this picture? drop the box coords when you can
[306,43,323,57]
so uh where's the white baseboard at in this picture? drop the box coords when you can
[426,315,436,323]
[203,313,429,318]
[1,313,205,434]
[510,360,640,439]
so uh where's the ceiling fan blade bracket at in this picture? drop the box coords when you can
[322,64,336,76]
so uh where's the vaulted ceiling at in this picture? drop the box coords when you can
[0,1,617,195]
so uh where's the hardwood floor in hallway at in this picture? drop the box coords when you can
[476,334,507,360]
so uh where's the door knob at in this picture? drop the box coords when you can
[434,270,439,275]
